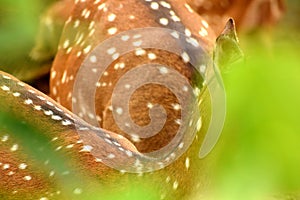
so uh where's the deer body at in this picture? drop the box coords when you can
[186,0,285,34]
[0,0,242,199]
[50,0,215,152]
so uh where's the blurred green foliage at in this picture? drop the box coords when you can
[208,5,300,200]
[0,0,55,81]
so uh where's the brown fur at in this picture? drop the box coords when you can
[187,0,285,33]
[50,0,216,153]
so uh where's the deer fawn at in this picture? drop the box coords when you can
[0,0,249,199]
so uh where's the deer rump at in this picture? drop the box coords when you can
[50,0,213,154]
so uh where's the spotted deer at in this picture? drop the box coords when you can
[0,0,243,199]
[186,0,285,34]
[50,0,242,153]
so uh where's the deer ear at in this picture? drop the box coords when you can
[213,18,244,72]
